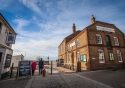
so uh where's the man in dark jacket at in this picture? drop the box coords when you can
[39,58,44,74]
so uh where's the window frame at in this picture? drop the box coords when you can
[98,49,105,63]
[76,39,79,48]
[109,52,114,61]
[80,54,87,62]
[114,37,119,46]
[96,34,102,44]
[76,52,80,62]
[0,22,2,34]
[116,50,123,63]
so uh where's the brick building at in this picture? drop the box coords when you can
[58,15,125,70]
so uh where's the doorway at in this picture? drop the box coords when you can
[0,52,2,63]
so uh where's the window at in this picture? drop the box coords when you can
[0,22,2,33]
[76,39,79,48]
[96,34,102,44]
[76,52,80,62]
[0,53,2,63]
[98,49,105,63]
[80,54,87,62]
[68,45,70,51]
[109,52,114,61]
[116,50,123,62]
[114,37,119,46]
[106,35,112,48]
[68,54,70,63]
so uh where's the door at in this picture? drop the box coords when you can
[72,56,74,66]
[0,53,2,63]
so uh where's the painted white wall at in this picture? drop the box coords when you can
[1,49,13,74]
[0,23,12,48]
[0,48,6,77]
[11,55,24,67]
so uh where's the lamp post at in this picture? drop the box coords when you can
[47,56,49,65]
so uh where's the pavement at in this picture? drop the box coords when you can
[0,65,125,88]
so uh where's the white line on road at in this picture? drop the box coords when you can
[73,73,113,88]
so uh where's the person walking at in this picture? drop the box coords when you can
[39,58,44,75]
[31,61,37,76]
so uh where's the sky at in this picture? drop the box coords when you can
[0,0,125,61]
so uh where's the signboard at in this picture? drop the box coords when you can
[4,54,12,68]
[6,34,16,44]
[96,26,115,33]
[17,61,31,77]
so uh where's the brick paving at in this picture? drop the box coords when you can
[0,77,29,88]
[0,66,125,88]
[29,71,112,88]
[77,70,125,88]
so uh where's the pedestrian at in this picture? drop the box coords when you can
[31,61,37,76]
[39,58,44,75]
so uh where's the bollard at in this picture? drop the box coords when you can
[51,61,53,75]
[10,63,14,78]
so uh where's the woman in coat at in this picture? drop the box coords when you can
[31,61,37,76]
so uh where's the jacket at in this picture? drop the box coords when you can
[39,60,44,67]
[31,62,37,70]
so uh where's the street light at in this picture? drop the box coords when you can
[47,56,49,65]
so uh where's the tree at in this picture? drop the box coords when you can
[36,56,41,61]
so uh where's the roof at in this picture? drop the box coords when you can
[0,13,17,35]
[58,30,81,47]
[85,21,124,34]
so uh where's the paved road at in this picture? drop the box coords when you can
[77,70,125,88]
[0,65,125,88]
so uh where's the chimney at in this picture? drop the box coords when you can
[72,23,76,33]
[91,15,96,24]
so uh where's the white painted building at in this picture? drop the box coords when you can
[11,54,24,68]
[0,13,16,79]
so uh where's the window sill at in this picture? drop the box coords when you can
[118,61,123,63]
[99,61,105,63]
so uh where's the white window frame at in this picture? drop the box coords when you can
[109,52,114,61]
[76,52,80,62]
[0,22,2,34]
[116,50,123,63]
[76,39,79,48]
[98,49,105,63]
[114,37,119,46]
[96,34,102,44]
[68,45,70,51]
[68,54,70,63]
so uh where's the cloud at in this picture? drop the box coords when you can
[19,0,44,16]
[10,0,125,61]
[13,18,29,30]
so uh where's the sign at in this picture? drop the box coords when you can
[4,54,12,68]
[96,26,115,33]
[6,34,16,44]
[80,54,87,62]
[18,61,31,77]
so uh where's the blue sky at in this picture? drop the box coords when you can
[0,0,125,60]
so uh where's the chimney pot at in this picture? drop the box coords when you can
[91,15,96,24]
[72,23,76,33]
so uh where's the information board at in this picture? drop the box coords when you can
[17,61,31,77]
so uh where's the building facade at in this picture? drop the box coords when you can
[0,13,16,79]
[58,24,81,66]
[58,15,125,71]
[10,54,24,68]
